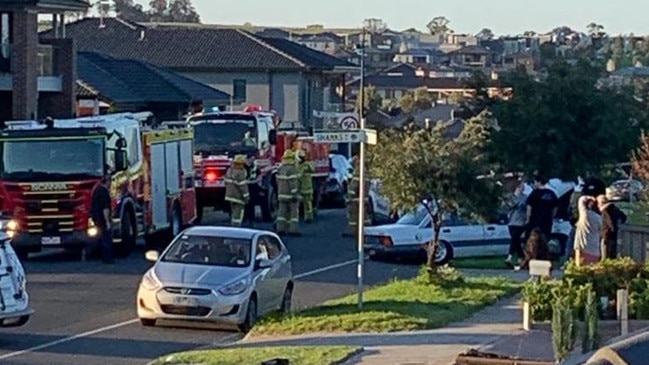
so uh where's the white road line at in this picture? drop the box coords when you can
[294,259,358,280]
[0,318,139,360]
[0,259,360,360]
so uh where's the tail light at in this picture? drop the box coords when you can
[204,169,219,182]
[378,236,393,247]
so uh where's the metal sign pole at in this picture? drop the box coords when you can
[357,26,366,310]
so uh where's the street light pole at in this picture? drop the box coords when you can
[357,25,366,310]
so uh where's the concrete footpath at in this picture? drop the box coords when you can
[238,295,526,365]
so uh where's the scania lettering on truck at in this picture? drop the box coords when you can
[0,113,197,259]
[0,231,33,327]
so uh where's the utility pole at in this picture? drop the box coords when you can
[356,24,366,310]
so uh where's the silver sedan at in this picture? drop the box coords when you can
[136,226,294,332]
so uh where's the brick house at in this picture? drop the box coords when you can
[0,0,89,121]
[42,18,358,128]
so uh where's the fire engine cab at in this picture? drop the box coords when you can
[179,105,329,221]
[0,113,196,259]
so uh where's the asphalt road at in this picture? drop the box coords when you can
[0,208,419,365]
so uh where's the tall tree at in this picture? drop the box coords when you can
[363,18,387,34]
[168,0,200,23]
[489,60,647,179]
[356,86,383,115]
[113,0,149,22]
[476,28,494,41]
[148,0,168,22]
[426,16,451,35]
[368,111,502,273]
[586,22,606,38]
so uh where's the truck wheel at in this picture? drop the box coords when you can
[262,185,277,222]
[195,203,204,224]
[169,205,182,240]
[116,211,136,258]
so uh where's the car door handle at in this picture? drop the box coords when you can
[486,227,495,231]
[442,229,450,233]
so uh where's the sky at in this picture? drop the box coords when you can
[129,0,649,36]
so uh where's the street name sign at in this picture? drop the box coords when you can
[314,130,363,143]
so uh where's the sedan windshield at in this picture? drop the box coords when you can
[0,138,104,180]
[397,204,430,225]
[161,234,252,267]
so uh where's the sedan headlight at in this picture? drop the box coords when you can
[140,270,161,291]
[218,278,249,296]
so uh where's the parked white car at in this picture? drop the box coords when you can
[137,226,293,332]
[0,232,33,327]
[364,204,572,265]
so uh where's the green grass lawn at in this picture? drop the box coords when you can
[151,346,359,365]
[451,256,510,269]
[616,201,648,226]
[249,269,521,337]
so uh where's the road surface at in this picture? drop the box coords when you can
[0,209,419,365]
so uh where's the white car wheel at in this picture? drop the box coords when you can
[434,241,453,265]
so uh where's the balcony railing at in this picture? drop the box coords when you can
[0,43,57,76]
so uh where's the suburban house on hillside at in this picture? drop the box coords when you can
[41,18,358,127]
[0,0,90,121]
[347,63,505,102]
[76,52,230,119]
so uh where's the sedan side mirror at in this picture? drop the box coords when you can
[145,250,159,262]
[254,258,272,270]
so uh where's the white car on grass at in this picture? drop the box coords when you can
[137,226,293,332]
[363,204,572,265]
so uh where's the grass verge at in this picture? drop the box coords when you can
[151,346,359,365]
[451,256,510,269]
[250,267,521,337]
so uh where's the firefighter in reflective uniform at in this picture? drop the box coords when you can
[224,155,250,227]
[344,156,371,237]
[243,155,261,227]
[296,149,315,223]
[276,150,301,236]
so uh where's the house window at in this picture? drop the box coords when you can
[232,79,247,101]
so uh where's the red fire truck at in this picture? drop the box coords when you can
[182,105,330,222]
[0,113,196,259]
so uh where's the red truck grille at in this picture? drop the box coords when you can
[22,192,83,235]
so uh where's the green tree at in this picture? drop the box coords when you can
[113,0,149,22]
[426,16,451,35]
[357,86,383,115]
[167,0,200,22]
[490,60,647,179]
[398,87,432,112]
[368,111,502,272]
[148,0,168,22]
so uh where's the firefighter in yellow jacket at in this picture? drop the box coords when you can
[296,149,315,223]
[276,150,301,236]
[344,156,371,237]
[224,154,250,227]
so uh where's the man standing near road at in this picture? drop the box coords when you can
[224,155,250,227]
[597,194,627,260]
[525,174,559,241]
[243,155,261,228]
[276,150,301,236]
[91,174,114,264]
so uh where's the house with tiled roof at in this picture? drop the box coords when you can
[40,17,358,127]
[0,0,91,121]
[75,52,230,119]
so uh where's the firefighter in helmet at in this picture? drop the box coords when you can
[276,150,301,236]
[344,155,371,237]
[224,154,250,227]
[296,149,315,223]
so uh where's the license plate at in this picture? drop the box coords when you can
[41,236,61,245]
[204,180,225,188]
[173,296,197,306]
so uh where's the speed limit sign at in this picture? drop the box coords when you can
[340,116,359,129]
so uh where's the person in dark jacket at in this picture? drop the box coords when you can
[243,155,262,228]
[597,195,627,260]
[90,173,114,264]
[516,227,550,271]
